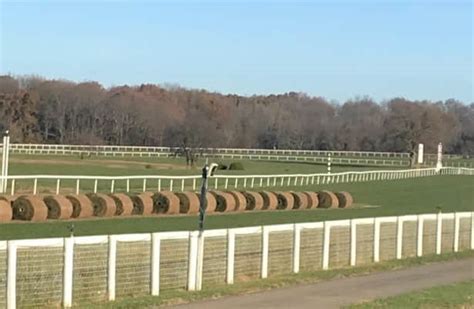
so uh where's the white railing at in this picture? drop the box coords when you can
[0,167,467,196]
[2,143,410,158]
[0,211,472,308]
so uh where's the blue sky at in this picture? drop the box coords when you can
[0,0,472,102]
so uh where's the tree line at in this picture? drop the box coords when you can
[0,75,472,155]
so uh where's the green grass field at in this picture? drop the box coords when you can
[1,175,472,240]
[349,280,474,308]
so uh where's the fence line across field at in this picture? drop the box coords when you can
[0,211,472,308]
[1,167,472,196]
[3,143,411,158]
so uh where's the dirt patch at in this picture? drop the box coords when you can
[10,158,187,170]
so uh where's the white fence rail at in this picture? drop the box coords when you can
[2,167,472,196]
[3,143,410,158]
[0,211,472,308]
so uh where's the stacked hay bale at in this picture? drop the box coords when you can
[130,193,154,215]
[152,191,180,214]
[303,191,319,209]
[291,192,309,210]
[242,191,263,211]
[109,193,134,216]
[259,191,278,210]
[317,191,339,208]
[12,195,48,221]
[0,196,12,222]
[43,195,73,219]
[66,194,94,218]
[227,191,247,212]
[274,191,294,210]
[87,193,117,217]
[335,191,353,208]
[175,192,200,214]
[209,191,236,212]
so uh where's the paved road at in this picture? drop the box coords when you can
[169,258,474,309]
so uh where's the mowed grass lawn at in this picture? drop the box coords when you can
[349,280,474,308]
[0,175,472,240]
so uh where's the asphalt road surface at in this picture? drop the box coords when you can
[169,258,474,309]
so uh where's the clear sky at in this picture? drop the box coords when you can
[0,0,472,103]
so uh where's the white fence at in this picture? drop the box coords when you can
[0,211,472,308]
[3,143,410,158]
[2,167,472,196]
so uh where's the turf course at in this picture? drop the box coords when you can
[349,280,474,308]
[0,175,472,240]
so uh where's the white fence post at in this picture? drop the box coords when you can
[471,212,474,250]
[63,237,74,308]
[350,219,357,266]
[374,218,380,262]
[322,221,331,270]
[436,212,442,254]
[293,224,301,273]
[151,233,161,296]
[261,227,269,279]
[226,230,235,284]
[417,215,424,257]
[187,231,199,291]
[195,232,205,291]
[108,235,117,301]
[454,213,460,252]
[7,241,17,309]
[396,216,403,259]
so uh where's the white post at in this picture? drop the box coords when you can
[261,227,269,278]
[187,231,198,291]
[436,142,443,173]
[374,218,381,262]
[293,224,301,273]
[436,212,442,254]
[151,233,161,296]
[0,136,5,193]
[108,236,117,301]
[417,143,424,164]
[471,212,474,250]
[322,222,331,270]
[7,241,17,309]
[396,216,403,259]
[454,213,460,252]
[226,230,235,284]
[195,232,205,291]
[350,220,357,266]
[417,215,424,257]
[63,237,74,308]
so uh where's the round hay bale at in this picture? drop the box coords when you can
[317,191,339,208]
[152,192,180,215]
[274,191,294,210]
[0,200,12,222]
[43,195,73,219]
[335,191,353,208]
[87,193,117,217]
[303,191,319,209]
[197,192,217,213]
[65,194,94,218]
[175,192,200,214]
[242,191,263,211]
[227,191,246,212]
[12,195,48,221]
[109,193,134,216]
[259,191,278,210]
[130,193,153,215]
[291,192,308,210]
[209,191,236,212]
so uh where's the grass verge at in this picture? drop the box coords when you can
[77,250,474,308]
[348,279,474,308]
